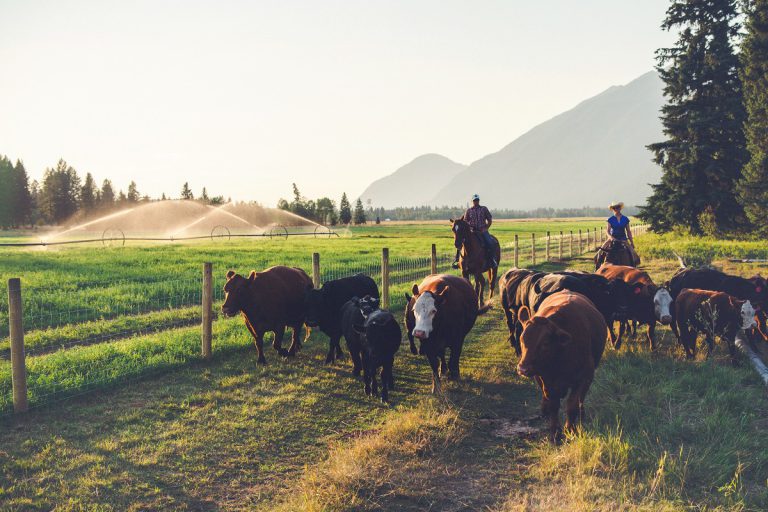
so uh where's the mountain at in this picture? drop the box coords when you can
[358,154,466,209]
[360,71,664,210]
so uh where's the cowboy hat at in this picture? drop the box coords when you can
[471,194,480,201]
[609,201,624,210]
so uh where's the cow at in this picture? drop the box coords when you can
[352,305,402,403]
[749,275,768,340]
[340,295,381,377]
[544,271,638,344]
[404,274,481,394]
[498,268,545,356]
[222,266,312,364]
[516,291,607,444]
[669,267,766,342]
[304,274,379,364]
[674,288,757,363]
[595,263,673,350]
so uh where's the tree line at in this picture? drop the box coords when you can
[0,156,225,228]
[277,184,367,225]
[641,0,768,237]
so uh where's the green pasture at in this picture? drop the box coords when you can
[2,221,768,509]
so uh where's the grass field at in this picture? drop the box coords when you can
[1,221,767,510]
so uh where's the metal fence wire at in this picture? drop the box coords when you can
[1,224,642,414]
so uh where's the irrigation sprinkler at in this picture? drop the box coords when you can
[268,225,289,239]
[101,228,126,247]
[210,225,231,241]
[313,225,333,238]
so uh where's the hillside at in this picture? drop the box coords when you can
[358,154,466,208]
[361,71,664,210]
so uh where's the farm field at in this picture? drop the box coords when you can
[1,221,768,510]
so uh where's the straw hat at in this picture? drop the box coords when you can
[609,201,624,210]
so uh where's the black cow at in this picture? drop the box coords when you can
[549,271,639,344]
[305,274,379,363]
[340,295,380,377]
[499,269,546,355]
[353,306,402,403]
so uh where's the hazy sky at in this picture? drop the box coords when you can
[1,0,675,205]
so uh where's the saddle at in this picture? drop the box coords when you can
[595,239,640,268]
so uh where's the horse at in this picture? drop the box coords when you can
[595,238,636,270]
[450,218,500,308]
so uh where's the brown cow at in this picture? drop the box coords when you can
[404,274,481,394]
[674,288,757,362]
[516,291,607,444]
[222,266,312,364]
[595,263,673,350]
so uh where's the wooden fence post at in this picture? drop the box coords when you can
[514,235,519,268]
[593,228,598,250]
[578,229,583,254]
[546,231,551,262]
[430,244,437,274]
[201,263,213,360]
[569,231,574,258]
[558,231,563,261]
[8,278,28,413]
[382,248,390,309]
[312,252,321,288]
[531,233,536,266]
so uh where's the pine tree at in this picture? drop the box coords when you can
[100,179,115,209]
[353,198,367,225]
[339,193,352,224]
[0,156,13,229]
[181,182,194,200]
[161,192,167,201]
[81,173,97,213]
[200,187,209,203]
[39,159,81,224]
[127,181,140,203]
[641,0,748,234]
[738,0,768,236]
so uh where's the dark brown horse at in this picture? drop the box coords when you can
[450,218,500,308]
[595,239,637,270]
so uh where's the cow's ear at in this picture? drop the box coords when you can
[518,306,532,328]
[449,218,454,223]
[412,284,419,296]
[226,270,236,281]
[248,271,257,282]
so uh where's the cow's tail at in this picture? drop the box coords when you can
[672,250,686,269]
[478,303,493,315]
[488,265,499,299]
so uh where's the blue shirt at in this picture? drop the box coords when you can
[608,215,629,240]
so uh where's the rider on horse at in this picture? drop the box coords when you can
[452,194,497,269]
[598,201,640,267]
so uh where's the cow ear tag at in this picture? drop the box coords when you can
[634,287,642,295]
[756,286,763,293]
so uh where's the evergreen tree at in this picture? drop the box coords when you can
[641,0,748,234]
[161,192,167,201]
[100,179,115,209]
[181,182,194,200]
[200,187,209,203]
[0,156,13,229]
[11,160,32,227]
[738,0,768,235]
[316,197,337,226]
[126,181,140,203]
[117,190,127,203]
[81,172,97,212]
[339,193,352,224]
[353,198,367,225]
[39,159,81,224]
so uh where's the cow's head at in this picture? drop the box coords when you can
[409,283,448,340]
[606,279,642,321]
[450,218,471,250]
[750,275,766,311]
[516,306,571,378]
[222,270,255,316]
[653,287,673,325]
[352,296,383,336]
[304,287,325,327]
[737,299,757,330]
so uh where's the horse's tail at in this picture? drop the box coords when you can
[487,265,499,299]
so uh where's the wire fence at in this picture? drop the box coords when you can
[1,224,644,414]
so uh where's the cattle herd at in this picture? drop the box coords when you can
[221,260,767,444]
